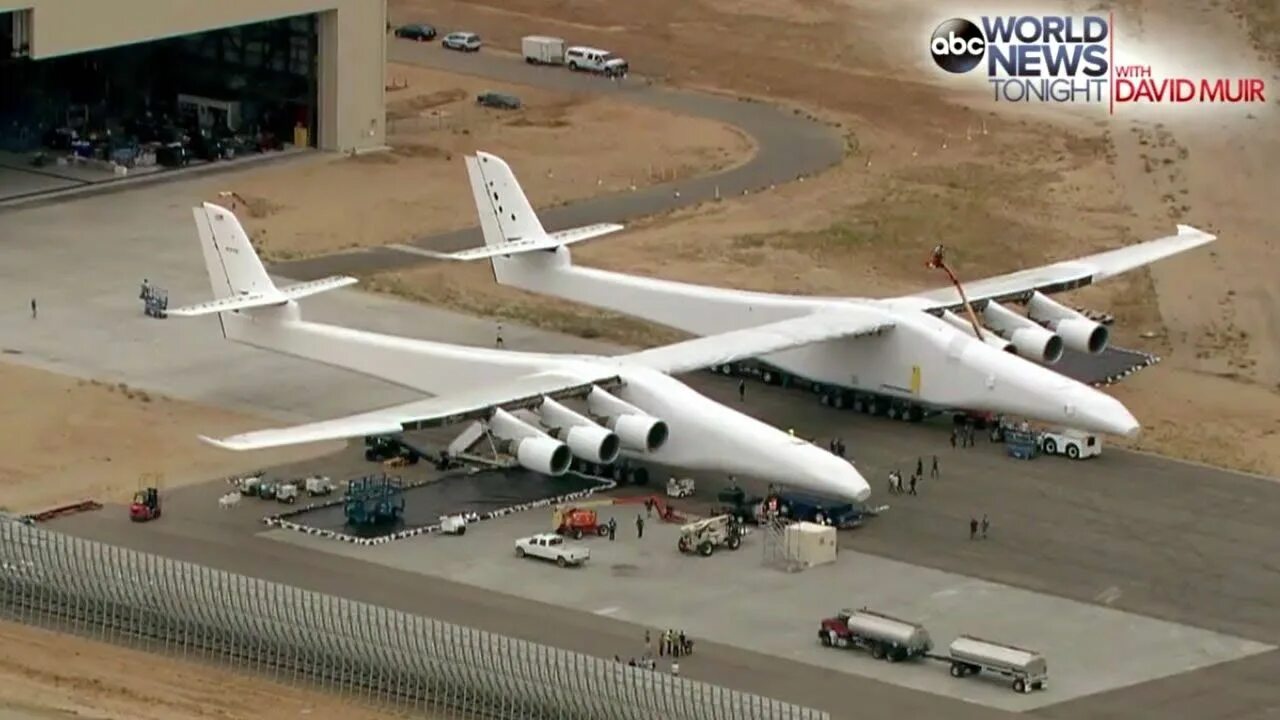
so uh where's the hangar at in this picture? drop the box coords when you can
[0,0,386,200]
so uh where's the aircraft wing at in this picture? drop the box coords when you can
[200,371,623,451]
[622,308,894,375]
[910,225,1216,311]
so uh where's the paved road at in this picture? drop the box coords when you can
[269,41,847,281]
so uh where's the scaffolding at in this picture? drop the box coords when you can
[761,517,805,572]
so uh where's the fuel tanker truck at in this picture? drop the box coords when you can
[818,607,933,662]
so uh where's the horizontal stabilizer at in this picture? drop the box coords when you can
[625,309,895,375]
[169,275,357,317]
[279,275,358,300]
[168,292,282,317]
[408,223,626,261]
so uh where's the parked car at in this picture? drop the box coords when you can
[515,533,589,568]
[393,23,437,41]
[442,32,482,52]
[476,92,521,110]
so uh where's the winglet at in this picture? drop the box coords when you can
[1176,224,1216,240]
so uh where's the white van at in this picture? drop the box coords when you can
[565,46,629,76]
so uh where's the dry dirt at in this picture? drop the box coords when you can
[0,622,406,720]
[0,361,336,514]
[222,63,753,261]
[377,0,1280,476]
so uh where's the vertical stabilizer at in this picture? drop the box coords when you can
[198,202,279,298]
[467,151,547,246]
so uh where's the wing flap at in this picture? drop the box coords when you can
[914,225,1217,310]
[625,309,895,375]
[201,372,623,451]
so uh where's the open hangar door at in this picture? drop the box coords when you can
[0,12,318,202]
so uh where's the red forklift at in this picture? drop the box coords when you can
[130,484,161,522]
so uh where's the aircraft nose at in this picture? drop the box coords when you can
[799,445,871,501]
[1069,390,1140,438]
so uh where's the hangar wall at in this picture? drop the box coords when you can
[12,0,385,151]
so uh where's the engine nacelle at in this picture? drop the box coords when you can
[488,408,572,476]
[586,387,669,452]
[1026,291,1109,355]
[940,310,1017,354]
[535,398,621,464]
[982,301,1065,365]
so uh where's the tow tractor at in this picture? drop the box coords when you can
[129,486,161,522]
[677,514,743,556]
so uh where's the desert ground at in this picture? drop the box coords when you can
[373,0,1280,475]
[0,361,335,514]
[0,622,405,720]
[226,63,754,262]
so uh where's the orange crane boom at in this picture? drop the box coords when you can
[926,245,986,340]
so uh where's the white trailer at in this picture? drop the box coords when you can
[946,635,1048,693]
[522,35,565,65]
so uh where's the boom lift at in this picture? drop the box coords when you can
[926,244,985,340]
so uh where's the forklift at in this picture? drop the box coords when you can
[129,486,161,522]
[129,473,163,522]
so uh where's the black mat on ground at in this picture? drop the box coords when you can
[287,470,607,538]
[1054,346,1156,385]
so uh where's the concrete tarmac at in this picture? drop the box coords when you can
[266,507,1269,712]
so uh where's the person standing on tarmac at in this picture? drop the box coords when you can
[916,457,923,478]
[607,517,617,541]
[738,379,746,401]
[981,514,990,539]
[969,517,979,540]
[636,514,645,539]
[931,455,939,479]
[909,474,918,496]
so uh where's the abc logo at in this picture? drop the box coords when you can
[930,18,984,74]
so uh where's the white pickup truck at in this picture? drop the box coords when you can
[515,533,590,567]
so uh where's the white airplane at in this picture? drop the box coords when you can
[167,202,874,501]
[421,151,1218,437]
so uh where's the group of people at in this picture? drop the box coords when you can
[826,437,849,458]
[951,422,978,448]
[618,628,693,677]
[655,628,694,658]
[887,456,939,496]
[969,514,991,540]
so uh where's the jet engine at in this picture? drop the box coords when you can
[939,310,1017,354]
[586,387,669,452]
[487,408,573,476]
[1026,291,1109,355]
[535,397,621,464]
[981,301,1065,365]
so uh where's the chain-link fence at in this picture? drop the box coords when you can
[0,520,827,720]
